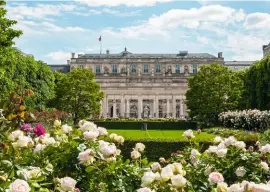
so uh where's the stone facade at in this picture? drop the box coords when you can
[224,61,254,71]
[48,64,70,73]
[263,43,270,57]
[69,48,224,119]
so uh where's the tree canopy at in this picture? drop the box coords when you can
[186,63,244,127]
[52,68,104,124]
[242,55,270,110]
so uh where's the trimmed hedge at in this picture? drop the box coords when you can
[94,121,197,130]
[119,140,212,161]
[119,140,256,161]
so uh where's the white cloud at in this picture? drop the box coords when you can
[46,51,85,62]
[42,22,86,32]
[244,12,270,29]
[6,3,77,21]
[197,36,210,44]
[75,0,174,7]
[104,5,245,39]
[72,8,141,17]
[46,51,71,61]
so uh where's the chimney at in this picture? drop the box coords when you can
[106,49,110,54]
[67,60,70,65]
[71,53,75,58]
[218,52,223,58]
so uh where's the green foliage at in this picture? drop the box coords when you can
[0,0,22,49]
[204,127,259,143]
[52,68,104,124]
[94,121,197,130]
[241,55,270,110]
[186,63,244,127]
[119,140,212,161]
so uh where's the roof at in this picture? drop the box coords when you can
[224,61,254,66]
[77,51,218,59]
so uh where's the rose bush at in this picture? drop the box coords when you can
[1,113,270,191]
[219,109,270,130]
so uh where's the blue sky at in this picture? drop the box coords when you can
[5,0,270,64]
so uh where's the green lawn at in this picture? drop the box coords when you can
[108,129,215,142]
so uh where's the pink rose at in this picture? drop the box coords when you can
[33,124,46,136]
[208,172,224,185]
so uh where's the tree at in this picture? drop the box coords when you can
[186,63,244,127]
[241,55,270,110]
[0,0,22,49]
[53,68,104,124]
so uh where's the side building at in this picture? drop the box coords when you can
[69,48,224,119]
[263,43,270,57]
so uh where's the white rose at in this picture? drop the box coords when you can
[206,146,218,154]
[43,136,56,145]
[78,149,95,164]
[14,136,33,148]
[9,179,30,192]
[131,150,141,160]
[97,127,108,136]
[137,187,152,192]
[235,167,246,177]
[8,130,24,141]
[54,120,61,128]
[208,172,224,185]
[260,144,270,154]
[33,144,46,154]
[59,177,77,192]
[19,167,42,181]
[234,141,246,150]
[99,144,117,157]
[116,135,125,144]
[183,129,195,139]
[223,136,237,146]
[248,183,270,192]
[191,149,201,157]
[171,174,187,188]
[135,143,145,152]
[83,131,99,141]
[217,182,228,191]
[171,163,185,175]
[151,162,161,172]
[109,133,118,140]
[216,148,228,157]
[213,136,223,143]
[159,157,166,163]
[227,183,243,192]
[61,124,72,134]
[79,121,98,133]
[141,171,156,187]
[161,165,174,181]
[78,120,86,127]
[260,162,269,172]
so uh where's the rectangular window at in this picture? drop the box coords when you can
[131,64,136,73]
[193,64,198,74]
[95,65,100,74]
[176,64,180,73]
[156,64,161,73]
[112,64,118,73]
[79,65,84,69]
[144,64,149,73]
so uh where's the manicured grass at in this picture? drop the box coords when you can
[108,129,215,142]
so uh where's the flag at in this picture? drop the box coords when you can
[98,36,101,42]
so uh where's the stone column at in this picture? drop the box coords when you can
[126,98,130,118]
[172,96,176,118]
[99,100,103,118]
[113,100,117,118]
[138,96,142,119]
[166,99,170,117]
[102,97,106,118]
[155,96,159,118]
[180,100,184,118]
[121,95,125,117]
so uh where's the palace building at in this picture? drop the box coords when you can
[67,48,224,119]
